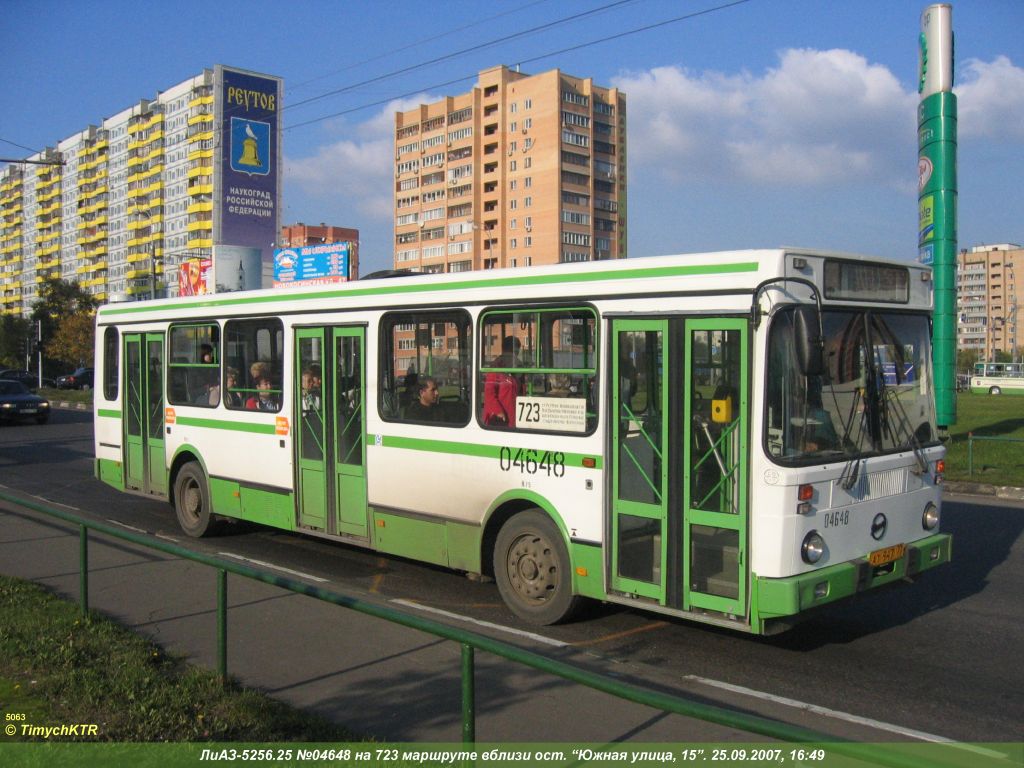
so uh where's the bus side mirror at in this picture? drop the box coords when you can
[794,306,826,377]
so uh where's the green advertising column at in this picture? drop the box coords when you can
[918,4,957,427]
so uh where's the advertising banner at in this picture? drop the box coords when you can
[178,258,212,296]
[274,242,352,287]
[217,66,282,287]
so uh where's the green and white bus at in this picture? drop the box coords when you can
[93,249,951,634]
[971,361,1024,396]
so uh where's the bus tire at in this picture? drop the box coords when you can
[989,386,1002,395]
[494,509,581,625]
[173,461,218,537]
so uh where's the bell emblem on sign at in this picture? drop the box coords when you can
[238,124,261,167]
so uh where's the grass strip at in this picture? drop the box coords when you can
[0,576,361,742]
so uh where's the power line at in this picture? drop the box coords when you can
[0,137,45,155]
[284,0,638,113]
[287,0,556,93]
[284,0,752,132]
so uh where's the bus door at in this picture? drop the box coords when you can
[295,327,367,538]
[610,320,669,601]
[123,332,166,496]
[683,319,748,617]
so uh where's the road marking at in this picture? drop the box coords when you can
[684,675,1007,757]
[391,599,568,648]
[369,557,388,593]
[571,620,668,648]
[155,533,180,543]
[216,551,329,583]
[107,519,147,534]
[37,497,81,511]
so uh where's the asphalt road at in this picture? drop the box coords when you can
[1,409,1021,744]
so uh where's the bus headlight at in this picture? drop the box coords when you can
[801,531,825,564]
[922,502,939,531]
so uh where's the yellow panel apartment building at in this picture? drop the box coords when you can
[393,65,626,273]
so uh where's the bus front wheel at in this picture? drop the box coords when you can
[174,462,218,537]
[494,509,581,625]
[989,386,1002,395]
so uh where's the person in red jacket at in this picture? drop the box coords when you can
[482,336,522,428]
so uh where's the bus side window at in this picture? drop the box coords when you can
[380,310,471,427]
[223,318,284,411]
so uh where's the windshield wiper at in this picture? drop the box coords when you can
[878,381,929,474]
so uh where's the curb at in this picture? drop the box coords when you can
[944,481,1024,501]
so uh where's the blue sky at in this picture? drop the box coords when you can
[3,0,1022,275]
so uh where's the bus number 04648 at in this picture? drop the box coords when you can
[499,447,566,477]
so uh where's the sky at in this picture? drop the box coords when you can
[2,0,1022,276]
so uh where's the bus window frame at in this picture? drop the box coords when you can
[477,304,599,437]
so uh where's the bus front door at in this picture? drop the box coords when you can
[123,332,166,496]
[295,327,367,538]
[610,320,669,601]
[683,319,748,618]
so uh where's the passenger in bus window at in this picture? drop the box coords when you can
[483,336,522,428]
[200,344,214,364]
[219,367,242,408]
[301,364,322,411]
[406,376,441,422]
[246,376,279,411]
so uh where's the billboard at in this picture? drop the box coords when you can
[216,66,283,287]
[179,258,213,296]
[274,242,352,287]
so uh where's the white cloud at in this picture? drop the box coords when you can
[286,94,439,220]
[956,56,1024,141]
[614,49,917,189]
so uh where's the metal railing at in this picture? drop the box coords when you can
[966,433,1024,476]
[0,489,945,767]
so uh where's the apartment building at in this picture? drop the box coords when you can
[957,244,1023,360]
[392,65,626,273]
[0,65,282,316]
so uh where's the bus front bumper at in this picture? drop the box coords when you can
[755,532,953,622]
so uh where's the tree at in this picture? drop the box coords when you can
[0,315,32,368]
[46,311,96,368]
[31,277,97,343]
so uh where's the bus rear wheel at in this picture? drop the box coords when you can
[494,509,581,625]
[989,386,1002,395]
[174,462,219,537]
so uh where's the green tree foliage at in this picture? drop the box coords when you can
[46,311,96,368]
[30,278,98,370]
[0,315,32,368]
[31,277,97,339]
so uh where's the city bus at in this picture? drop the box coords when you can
[93,248,951,634]
[971,361,1024,395]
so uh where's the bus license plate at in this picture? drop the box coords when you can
[869,543,905,567]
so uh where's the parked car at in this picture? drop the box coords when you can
[56,367,94,390]
[0,380,50,424]
[0,369,39,389]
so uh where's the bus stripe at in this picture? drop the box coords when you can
[99,261,760,316]
[380,434,602,469]
[173,416,278,435]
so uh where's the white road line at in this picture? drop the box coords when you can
[154,533,180,543]
[216,551,329,583]
[36,497,81,511]
[390,599,568,648]
[685,675,1008,757]
[106,519,147,534]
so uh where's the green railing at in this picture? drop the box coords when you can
[966,433,1024,476]
[0,489,956,767]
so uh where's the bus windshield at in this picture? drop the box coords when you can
[766,308,938,463]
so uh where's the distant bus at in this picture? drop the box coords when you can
[93,249,951,634]
[971,362,1024,395]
